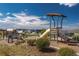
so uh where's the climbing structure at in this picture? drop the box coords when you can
[47,13,66,41]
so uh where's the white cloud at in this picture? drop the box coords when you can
[59,3,78,7]
[0,13,3,16]
[6,12,10,15]
[0,12,49,29]
[63,22,79,30]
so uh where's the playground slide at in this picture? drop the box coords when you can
[39,28,67,40]
[39,29,50,39]
[39,28,72,42]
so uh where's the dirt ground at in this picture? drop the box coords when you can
[0,39,58,56]
[50,41,79,53]
[0,39,79,56]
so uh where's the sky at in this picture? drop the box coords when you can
[0,3,79,30]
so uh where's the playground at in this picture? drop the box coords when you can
[0,13,79,56]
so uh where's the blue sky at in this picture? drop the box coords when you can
[0,3,79,29]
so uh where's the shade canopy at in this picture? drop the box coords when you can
[47,13,66,17]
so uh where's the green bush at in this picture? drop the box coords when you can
[36,39,50,50]
[58,47,76,56]
[27,39,36,46]
[72,35,79,41]
[65,33,74,37]
[40,29,46,34]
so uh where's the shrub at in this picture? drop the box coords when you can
[58,47,76,56]
[36,39,50,50]
[10,45,27,56]
[0,44,26,56]
[15,41,21,45]
[72,35,79,41]
[15,40,25,45]
[40,29,46,34]
[0,44,11,56]
[65,33,74,37]
[22,33,28,38]
[27,39,36,46]
[20,40,25,43]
